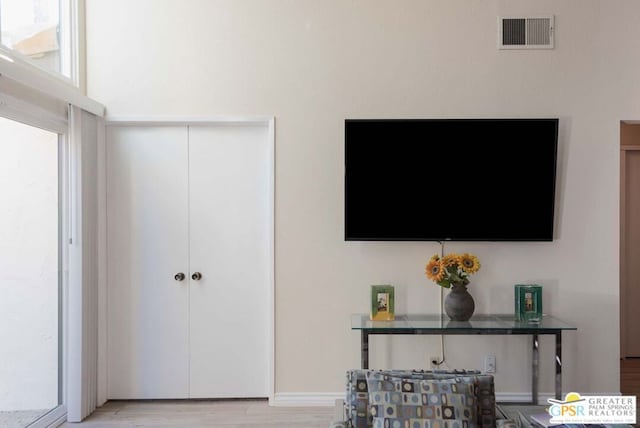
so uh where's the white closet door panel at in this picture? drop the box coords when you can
[188,124,270,398]
[106,126,190,398]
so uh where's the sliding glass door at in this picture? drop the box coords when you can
[0,116,62,428]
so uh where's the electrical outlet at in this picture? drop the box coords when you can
[430,356,440,369]
[484,355,496,373]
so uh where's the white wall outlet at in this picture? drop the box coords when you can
[430,356,440,369]
[484,355,496,373]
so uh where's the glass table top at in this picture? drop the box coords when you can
[351,314,577,331]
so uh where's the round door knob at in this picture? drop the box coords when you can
[174,272,186,281]
[191,272,202,281]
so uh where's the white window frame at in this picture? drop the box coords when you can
[0,45,103,116]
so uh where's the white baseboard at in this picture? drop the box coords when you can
[496,392,555,404]
[271,392,557,407]
[271,392,344,407]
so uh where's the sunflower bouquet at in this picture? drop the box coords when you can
[425,253,481,288]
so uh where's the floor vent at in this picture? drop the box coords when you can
[499,16,554,49]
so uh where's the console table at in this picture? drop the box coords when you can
[351,313,577,405]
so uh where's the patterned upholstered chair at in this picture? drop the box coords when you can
[329,369,516,428]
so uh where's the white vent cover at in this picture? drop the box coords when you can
[499,16,554,49]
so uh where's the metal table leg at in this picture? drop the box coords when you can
[532,334,539,405]
[361,330,369,369]
[555,332,562,400]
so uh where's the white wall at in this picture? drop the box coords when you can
[86,0,640,398]
[0,117,58,411]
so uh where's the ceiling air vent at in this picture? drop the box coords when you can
[499,16,554,49]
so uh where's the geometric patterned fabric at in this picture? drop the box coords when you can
[366,371,477,428]
[345,370,496,428]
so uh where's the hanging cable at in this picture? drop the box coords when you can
[431,241,447,368]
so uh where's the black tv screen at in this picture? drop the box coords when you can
[344,118,559,241]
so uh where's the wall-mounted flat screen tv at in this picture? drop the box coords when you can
[344,118,559,241]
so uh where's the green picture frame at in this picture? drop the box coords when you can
[515,284,543,322]
[370,285,395,321]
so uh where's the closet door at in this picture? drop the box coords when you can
[188,124,270,397]
[107,126,190,398]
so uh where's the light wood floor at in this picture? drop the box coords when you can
[57,362,640,428]
[59,399,335,428]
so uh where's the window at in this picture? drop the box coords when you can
[0,0,75,82]
[0,11,104,420]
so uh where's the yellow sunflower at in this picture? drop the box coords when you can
[441,254,458,267]
[425,259,445,282]
[459,253,481,273]
[429,254,440,262]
